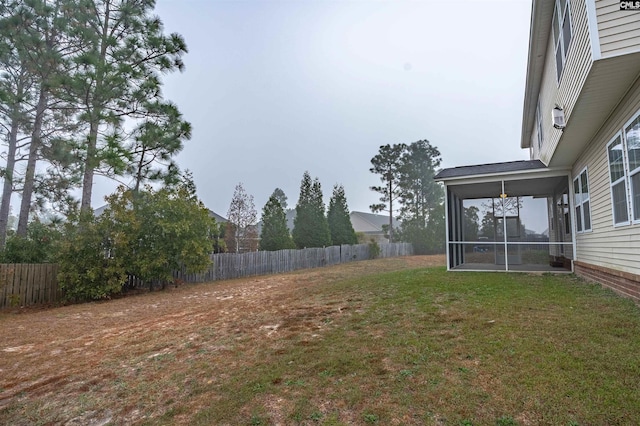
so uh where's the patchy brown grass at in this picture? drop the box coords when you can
[3,254,640,425]
[0,256,443,425]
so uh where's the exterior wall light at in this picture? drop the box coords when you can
[552,105,566,130]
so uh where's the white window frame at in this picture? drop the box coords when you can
[552,0,573,83]
[573,167,591,233]
[607,132,631,227]
[623,112,640,224]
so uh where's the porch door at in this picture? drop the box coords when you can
[555,192,570,256]
[493,197,522,266]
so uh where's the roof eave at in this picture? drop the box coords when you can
[436,165,570,186]
[548,57,640,167]
[521,0,555,149]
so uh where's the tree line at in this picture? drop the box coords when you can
[0,0,208,301]
[0,0,189,247]
[226,139,446,256]
[0,1,447,302]
[369,139,444,254]
[224,171,358,253]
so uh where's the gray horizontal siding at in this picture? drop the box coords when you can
[571,78,640,275]
[539,0,593,164]
[596,0,640,57]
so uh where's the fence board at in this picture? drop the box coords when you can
[26,264,34,305]
[0,264,59,309]
[175,243,412,284]
[0,243,413,309]
[0,264,8,307]
[16,265,25,305]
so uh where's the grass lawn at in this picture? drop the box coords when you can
[1,256,640,425]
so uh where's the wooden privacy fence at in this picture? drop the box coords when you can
[174,243,413,283]
[0,264,59,309]
[0,243,412,308]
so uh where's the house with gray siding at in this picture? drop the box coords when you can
[349,211,399,244]
[435,0,640,301]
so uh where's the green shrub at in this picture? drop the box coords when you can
[0,220,62,263]
[368,239,381,259]
[56,213,126,302]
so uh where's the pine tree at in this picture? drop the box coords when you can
[0,0,80,236]
[128,101,192,192]
[327,184,357,246]
[72,0,188,213]
[0,3,33,246]
[370,139,444,252]
[271,187,288,209]
[259,194,294,251]
[396,140,443,254]
[397,140,442,226]
[369,143,406,241]
[292,171,331,248]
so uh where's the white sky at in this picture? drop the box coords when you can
[92,0,533,219]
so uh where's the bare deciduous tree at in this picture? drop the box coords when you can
[226,182,257,253]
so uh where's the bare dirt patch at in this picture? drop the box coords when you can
[0,255,444,425]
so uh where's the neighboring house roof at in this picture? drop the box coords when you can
[94,204,228,223]
[434,160,547,180]
[255,210,394,237]
[208,210,227,223]
[255,209,295,235]
[349,211,398,234]
[93,204,108,217]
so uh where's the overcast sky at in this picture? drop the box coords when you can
[96,0,533,219]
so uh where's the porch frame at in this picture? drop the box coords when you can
[436,161,575,273]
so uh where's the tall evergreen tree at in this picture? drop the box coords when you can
[0,0,79,237]
[479,210,495,239]
[396,140,443,254]
[370,139,444,252]
[464,205,480,243]
[397,140,442,226]
[369,143,406,241]
[292,171,331,248]
[127,101,191,192]
[0,4,33,246]
[327,184,357,246]
[271,187,288,210]
[259,194,294,251]
[71,0,188,213]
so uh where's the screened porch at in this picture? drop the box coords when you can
[435,161,574,273]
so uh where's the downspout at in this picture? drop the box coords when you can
[444,184,450,271]
[567,173,577,272]
[502,180,509,272]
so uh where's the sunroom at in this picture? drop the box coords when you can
[434,160,575,272]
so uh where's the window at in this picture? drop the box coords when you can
[573,169,591,232]
[606,112,640,226]
[552,0,572,82]
[626,115,640,221]
[607,134,629,225]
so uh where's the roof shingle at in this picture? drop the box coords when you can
[434,160,547,180]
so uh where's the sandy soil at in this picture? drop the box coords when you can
[0,255,444,425]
